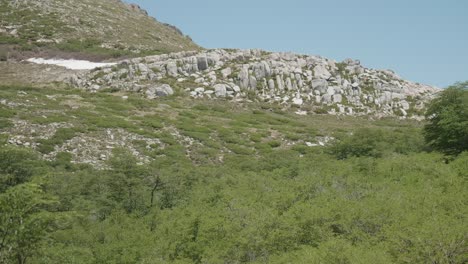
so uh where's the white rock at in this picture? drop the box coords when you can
[221,67,232,78]
[195,87,205,93]
[276,75,284,90]
[239,67,250,89]
[166,62,178,77]
[333,94,342,103]
[313,64,331,79]
[293,97,303,106]
[401,100,410,110]
[214,84,227,97]
[312,79,328,94]
[195,77,205,83]
[268,79,275,90]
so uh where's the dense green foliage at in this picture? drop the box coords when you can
[0,84,467,263]
[1,145,466,263]
[424,82,468,155]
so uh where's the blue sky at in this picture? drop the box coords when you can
[130,0,467,88]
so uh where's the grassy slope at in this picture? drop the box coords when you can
[0,84,466,263]
[0,84,425,164]
[0,0,200,60]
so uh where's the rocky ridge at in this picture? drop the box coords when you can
[72,49,439,118]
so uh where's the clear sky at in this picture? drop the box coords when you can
[129,0,467,88]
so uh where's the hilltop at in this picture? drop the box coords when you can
[0,0,199,60]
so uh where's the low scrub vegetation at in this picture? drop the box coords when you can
[0,83,466,263]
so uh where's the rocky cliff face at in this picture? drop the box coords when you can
[72,49,439,118]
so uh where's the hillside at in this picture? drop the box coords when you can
[0,1,467,264]
[0,0,199,60]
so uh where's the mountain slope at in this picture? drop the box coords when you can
[0,0,199,60]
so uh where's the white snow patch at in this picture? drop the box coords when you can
[26,58,117,70]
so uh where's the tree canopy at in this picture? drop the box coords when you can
[424,82,468,155]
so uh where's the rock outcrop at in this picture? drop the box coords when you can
[71,49,439,118]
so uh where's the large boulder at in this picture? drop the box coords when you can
[312,79,328,94]
[293,97,303,106]
[239,67,250,89]
[166,62,178,77]
[197,56,209,71]
[333,94,342,103]
[268,79,275,90]
[313,65,332,79]
[253,61,271,79]
[214,84,227,97]
[249,76,257,90]
[221,67,232,78]
[276,75,284,91]
[400,100,410,110]
[186,56,199,72]
[146,84,174,99]
[321,94,332,104]
[285,77,293,90]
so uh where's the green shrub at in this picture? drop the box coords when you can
[268,140,282,148]
[329,128,424,159]
[0,146,41,191]
[37,127,84,154]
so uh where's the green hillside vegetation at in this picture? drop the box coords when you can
[0,0,199,60]
[0,84,467,263]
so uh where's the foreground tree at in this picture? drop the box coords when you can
[0,183,58,264]
[424,82,468,155]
